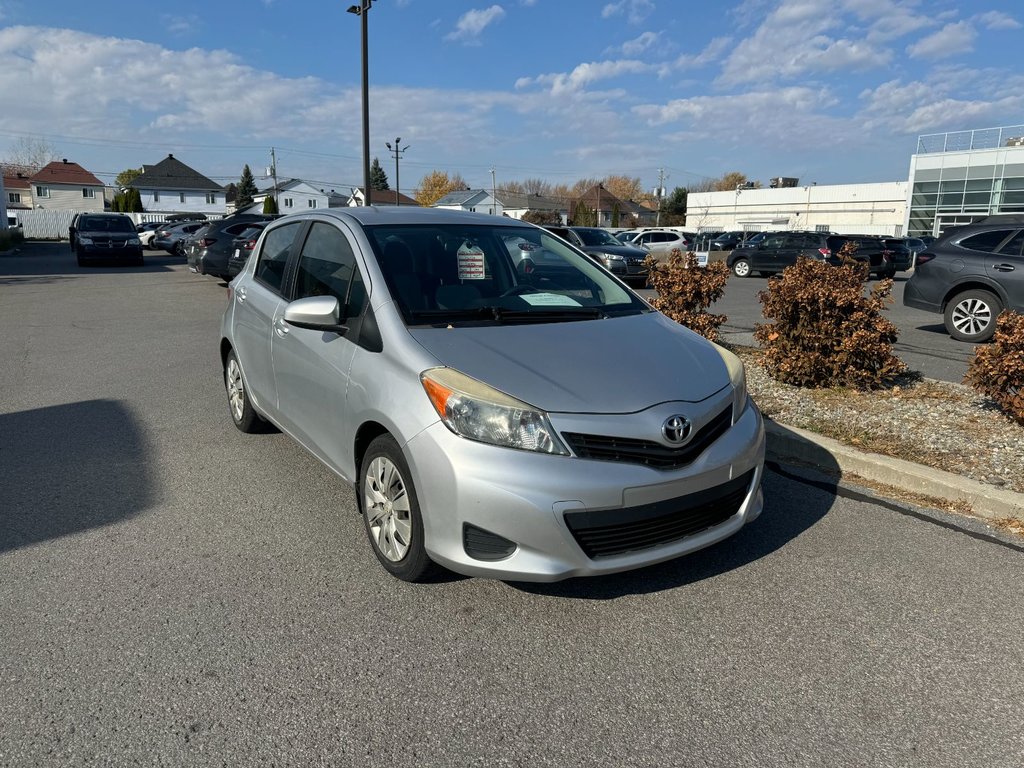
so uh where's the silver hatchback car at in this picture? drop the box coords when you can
[220,207,765,582]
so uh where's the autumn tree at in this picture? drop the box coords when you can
[414,170,468,207]
[602,175,643,202]
[521,209,561,225]
[370,157,390,190]
[115,168,142,188]
[236,164,259,209]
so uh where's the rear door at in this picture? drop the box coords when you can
[231,220,305,419]
[986,229,1024,311]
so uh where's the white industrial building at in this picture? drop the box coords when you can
[685,123,1024,238]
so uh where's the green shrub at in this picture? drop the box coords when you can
[965,311,1024,425]
[753,246,906,388]
[644,249,729,341]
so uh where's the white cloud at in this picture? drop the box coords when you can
[906,20,977,59]
[670,36,731,71]
[617,31,661,56]
[445,5,506,44]
[160,14,201,35]
[516,59,654,95]
[975,11,1021,30]
[601,0,655,25]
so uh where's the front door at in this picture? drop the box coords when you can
[987,229,1024,311]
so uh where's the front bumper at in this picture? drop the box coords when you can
[78,244,142,262]
[403,399,766,582]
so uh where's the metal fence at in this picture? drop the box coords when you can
[917,125,1024,154]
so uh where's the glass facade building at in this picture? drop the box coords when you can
[907,125,1024,237]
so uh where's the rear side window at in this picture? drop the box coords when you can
[959,230,1014,253]
[997,230,1024,257]
[255,221,302,293]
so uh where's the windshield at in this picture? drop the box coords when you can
[79,216,136,234]
[365,224,649,326]
[574,228,622,247]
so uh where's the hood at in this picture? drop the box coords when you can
[409,312,730,414]
[582,244,648,258]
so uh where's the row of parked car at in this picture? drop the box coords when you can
[134,215,277,280]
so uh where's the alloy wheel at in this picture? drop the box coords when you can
[951,298,992,338]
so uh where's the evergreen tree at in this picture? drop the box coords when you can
[263,196,279,215]
[612,202,621,228]
[572,201,596,227]
[127,188,144,212]
[236,164,259,209]
[370,157,390,191]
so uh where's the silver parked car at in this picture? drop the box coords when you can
[220,207,765,582]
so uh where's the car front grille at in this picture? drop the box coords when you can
[562,406,732,470]
[563,469,755,559]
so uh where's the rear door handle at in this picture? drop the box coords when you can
[993,263,1015,272]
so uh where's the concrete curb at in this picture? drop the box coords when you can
[765,419,1024,522]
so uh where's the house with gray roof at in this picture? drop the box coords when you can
[128,154,225,214]
[432,189,502,216]
[496,191,568,223]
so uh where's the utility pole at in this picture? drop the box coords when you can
[347,1,373,205]
[490,167,496,215]
[385,138,409,206]
[270,147,278,210]
[656,167,665,226]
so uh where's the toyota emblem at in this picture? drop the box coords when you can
[662,415,691,444]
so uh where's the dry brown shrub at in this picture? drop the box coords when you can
[644,249,730,341]
[964,310,1024,425]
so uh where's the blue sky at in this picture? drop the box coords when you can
[0,0,1021,196]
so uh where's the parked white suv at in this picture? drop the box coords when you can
[629,229,695,260]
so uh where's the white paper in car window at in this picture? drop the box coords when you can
[521,293,581,307]
[457,242,486,279]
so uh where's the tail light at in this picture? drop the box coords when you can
[818,247,831,257]
[915,252,935,266]
[198,238,216,247]
[244,240,257,250]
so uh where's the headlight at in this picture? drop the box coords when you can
[602,253,625,261]
[128,237,141,246]
[421,368,569,455]
[713,345,748,423]
[78,236,93,245]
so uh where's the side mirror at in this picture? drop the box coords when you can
[284,295,348,334]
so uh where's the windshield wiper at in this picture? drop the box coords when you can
[490,306,604,324]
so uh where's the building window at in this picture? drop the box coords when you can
[35,186,49,198]
[307,199,317,208]
[206,193,216,204]
[284,198,293,208]
[179,192,186,204]
[154,191,160,202]
[815,224,830,232]
[82,188,95,198]
[7,192,20,203]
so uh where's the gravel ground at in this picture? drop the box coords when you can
[734,347,1024,495]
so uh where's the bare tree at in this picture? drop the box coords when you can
[1,136,59,175]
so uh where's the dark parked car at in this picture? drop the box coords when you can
[728,231,903,278]
[903,215,1024,342]
[185,215,277,279]
[226,224,270,278]
[879,238,914,272]
[709,231,749,251]
[544,225,650,286]
[153,221,206,256]
[70,213,143,267]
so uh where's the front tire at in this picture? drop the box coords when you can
[944,289,1002,342]
[224,350,265,433]
[360,434,437,582]
[731,257,751,278]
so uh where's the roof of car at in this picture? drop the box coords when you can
[276,206,532,229]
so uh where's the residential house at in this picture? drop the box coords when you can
[571,183,657,228]
[128,154,225,214]
[28,160,104,212]
[348,187,419,207]
[495,191,568,223]
[432,189,501,215]
[3,172,32,223]
[233,179,354,214]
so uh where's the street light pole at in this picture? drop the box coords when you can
[385,137,408,206]
[347,1,373,206]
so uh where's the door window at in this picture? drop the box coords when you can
[293,222,367,317]
[995,230,1024,257]
[959,230,1014,253]
[255,221,302,293]
[763,235,786,249]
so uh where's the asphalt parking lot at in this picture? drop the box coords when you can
[2,243,1023,766]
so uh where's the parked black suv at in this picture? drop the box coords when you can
[185,214,278,280]
[727,231,905,278]
[69,213,144,267]
[543,225,650,286]
[903,215,1024,342]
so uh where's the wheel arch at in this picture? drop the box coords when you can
[941,279,1008,312]
[353,421,391,513]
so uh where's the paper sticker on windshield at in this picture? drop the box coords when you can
[520,293,581,307]
[457,243,486,279]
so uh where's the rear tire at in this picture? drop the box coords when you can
[944,289,1002,342]
[360,434,438,583]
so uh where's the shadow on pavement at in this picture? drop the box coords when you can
[0,400,155,553]
[509,443,840,600]
[0,242,182,279]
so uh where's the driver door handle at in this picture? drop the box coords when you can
[274,318,290,338]
[236,286,247,303]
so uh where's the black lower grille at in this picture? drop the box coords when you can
[564,470,755,559]
[562,405,732,470]
[463,524,516,561]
